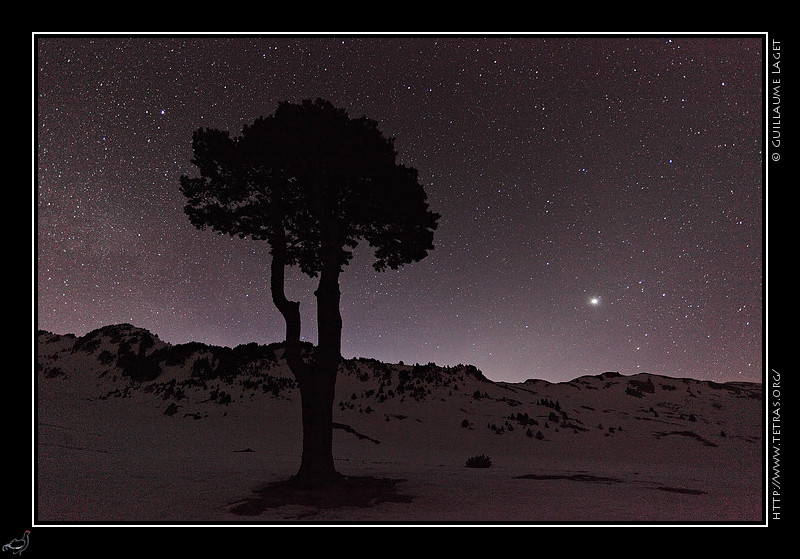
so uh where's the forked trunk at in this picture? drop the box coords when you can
[284,244,344,488]
[293,255,343,487]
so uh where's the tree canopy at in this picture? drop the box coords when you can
[180,98,440,276]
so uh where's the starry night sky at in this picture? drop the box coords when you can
[35,34,764,384]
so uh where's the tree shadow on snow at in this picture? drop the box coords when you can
[229,476,413,517]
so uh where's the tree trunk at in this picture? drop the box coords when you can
[269,212,345,488]
[293,361,340,487]
[292,256,343,487]
[270,232,344,488]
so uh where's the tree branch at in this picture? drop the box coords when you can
[269,228,310,380]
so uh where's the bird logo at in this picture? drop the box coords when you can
[2,531,29,555]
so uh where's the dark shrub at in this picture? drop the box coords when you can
[164,403,179,416]
[43,366,65,378]
[192,356,215,378]
[465,454,492,468]
[98,350,115,365]
[117,351,162,382]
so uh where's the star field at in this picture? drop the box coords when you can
[35,34,764,383]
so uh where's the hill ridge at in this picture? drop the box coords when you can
[36,323,760,390]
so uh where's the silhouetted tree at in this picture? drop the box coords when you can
[179,98,440,487]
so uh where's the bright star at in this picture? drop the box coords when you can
[590,297,600,305]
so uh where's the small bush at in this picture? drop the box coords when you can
[117,351,162,381]
[164,403,179,416]
[465,454,492,468]
[43,366,65,378]
[98,350,115,365]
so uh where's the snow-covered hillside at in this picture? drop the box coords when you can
[35,324,764,524]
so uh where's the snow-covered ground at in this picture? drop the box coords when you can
[35,325,764,524]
